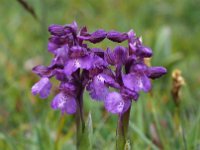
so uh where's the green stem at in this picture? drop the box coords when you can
[116,107,131,150]
[76,87,85,149]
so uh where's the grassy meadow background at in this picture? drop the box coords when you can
[0,0,200,149]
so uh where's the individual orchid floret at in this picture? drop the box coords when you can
[107,30,128,43]
[32,65,54,78]
[86,72,119,101]
[51,92,77,114]
[31,77,52,99]
[48,24,66,36]
[104,92,131,114]
[147,66,167,79]
[78,29,107,44]
[123,63,151,93]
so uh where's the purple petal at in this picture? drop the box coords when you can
[59,82,77,96]
[105,48,115,65]
[51,45,69,66]
[129,43,137,54]
[89,68,103,78]
[79,26,88,36]
[89,29,107,43]
[64,58,81,75]
[105,46,128,65]
[48,42,60,53]
[49,36,67,45]
[89,54,108,69]
[97,73,120,88]
[32,65,54,78]
[127,29,136,43]
[107,30,128,43]
[64,21,78,34]
[136,46,152,57]
[123,72,151,92]
[69,46,87,58]
[77,35,90,41]
[48,24,66,36]
[64,54,107,75]
[80,54,107,70]
[130,63,148,72]
[120,87,139,101]
[91,48,105,58]
[51,92,77,114]
[113,46,128,65]
[78,29,107,43]
[147,67,167,79]
[86,76,109,101]
[54,69,67,81]
[104,92,131,114]
[31,77,52,99]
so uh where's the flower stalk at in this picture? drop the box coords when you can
[75,88,85,149]
[74,70,87,149]
[116,107,131,150]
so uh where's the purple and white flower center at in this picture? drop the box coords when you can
[74,59,81,68]
[96,75,105,82]
[117,101,124,112]
[58,95,66,108]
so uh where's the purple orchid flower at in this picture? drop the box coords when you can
[31,21,167,116]
[31,77,52,99]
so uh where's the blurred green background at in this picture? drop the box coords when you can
[0,0,200,149]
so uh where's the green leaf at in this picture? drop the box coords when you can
[129,122,159,150]
[153,26,172,65]
[86,112,93,148]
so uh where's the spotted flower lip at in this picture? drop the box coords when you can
[86,76,109,101]
[51,92,77,114]
[86,73,120,101]
[123,72,152,93]
[104,92,131,114]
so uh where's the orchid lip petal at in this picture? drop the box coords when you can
[86,75,109,101]
[51,92,77,114]
[122,72,151,93]
[31,77,52,99]
[104,92,131,114]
